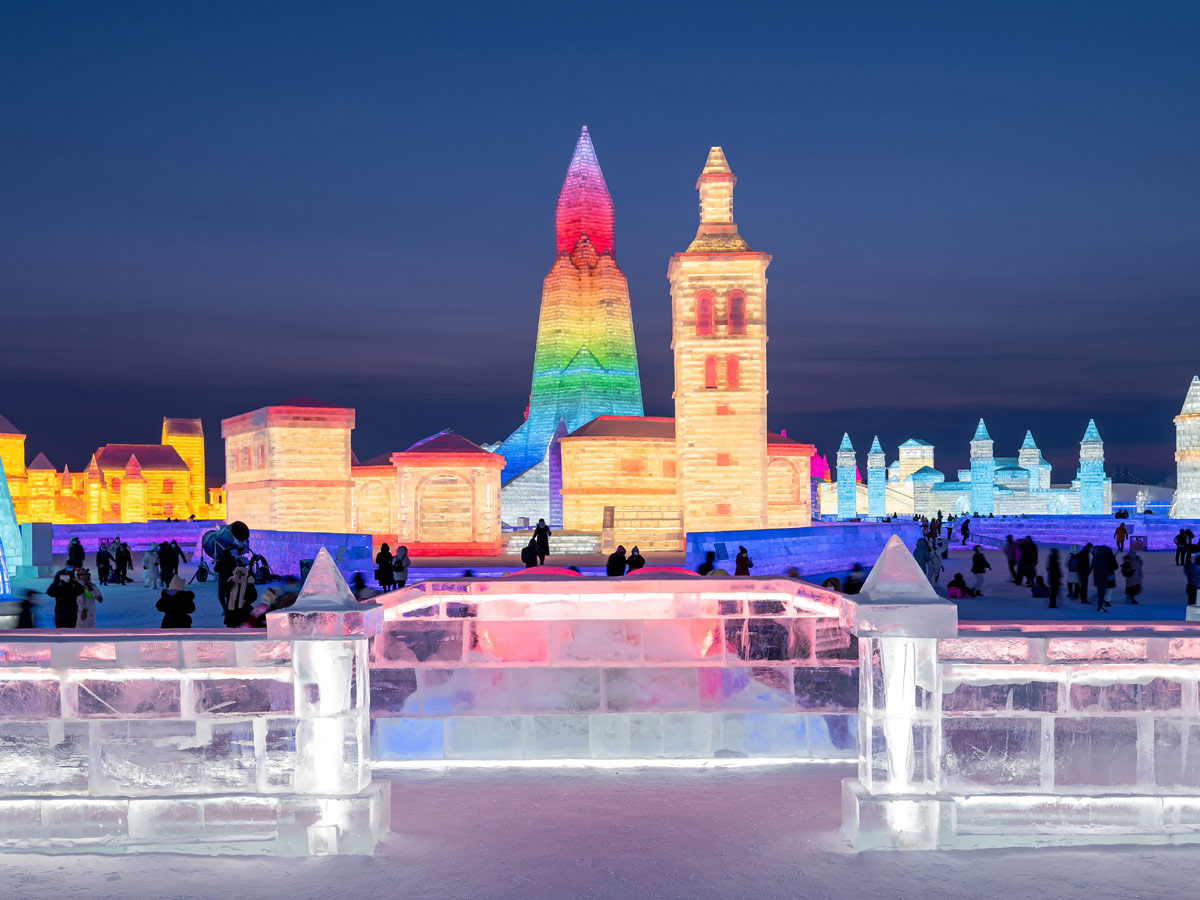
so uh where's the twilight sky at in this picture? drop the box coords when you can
[2,1,1198,486]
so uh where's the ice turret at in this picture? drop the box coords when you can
[1173,377,1200,518]
[969,419,995,515]
[837,434,857,521]
[867,436,886,518]
[1078,419,1107,515]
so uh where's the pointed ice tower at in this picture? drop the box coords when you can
[497,126,644,527]
[969,419,994,515]
[867,436,886,518]
[837,434,857,521]
[1017,430,1051,491]
[1172,377,1200,519]
[1078,419,1108,515]
[0,457,21,596]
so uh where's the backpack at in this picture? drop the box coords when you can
[1067,554,1079,573]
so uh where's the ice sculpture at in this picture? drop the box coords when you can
[1077,419,1106,515]
[0,456,19,595]
[498,126,644,526]
[1172,376,1200,518]
[836,434,856,521]
[866,437,885,519]
[968,419,994,515]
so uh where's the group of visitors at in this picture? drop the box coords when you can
[44,565,104,627]
[694,546,754,577]
[606,544,647,575]
[87,538,135,585]
[520,519,553,568]
[373,543,411,591]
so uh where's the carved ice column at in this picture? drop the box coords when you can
[267,547,389,854]
[841,535,957,850]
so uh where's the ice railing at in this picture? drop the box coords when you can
[367,573,861,762]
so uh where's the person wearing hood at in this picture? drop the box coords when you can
[46,568,84,628]
[75,567,103,627]
[95,544,113,586]
[66,538,85,569]
[1066,545,1081,599]
[375,543,395,591]
[734,546,753,576]
[1091,545,1117,611]
[1121,551,1144,605]
[155,576,196,628]
[626,546,646,572]
[392,545,410,589]
[606,546,627,577]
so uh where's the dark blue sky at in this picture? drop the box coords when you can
[2,1,1198,486]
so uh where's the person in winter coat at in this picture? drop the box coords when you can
[970,546,991,596]
[626,546,646,572]
[1176,530,1190,566]
[157,542,178,586]
[960,519,970,546]
[926,538,944,583]
[115,542,133,584]
[1016,537,1038,586]
[697,551,717,576]
[843,563,866,595]
[1077,543,1093,604]
[46,568,84,628]
[224,566,256,627]
[913,538,930,576]
[1002,536,1018,583]
[1114,522,1129,553]
[734,546,753,576]
[392,545,410,589]
[66,538,85,569]
[1122,551,1144,605]
[520,538,538,569]
[95,545,113,586]
[142,549,160,589]
[214,548,237,606]
[75,567,103,627]
[533,519,552,566]
[1091,545,1117,611]
[1185,557,1200,606]
[1066,545,1081,599]
[946,572,970,599]
[1046,548,1062,609]
[156,576,196,628]
[606,546,627,577]
[375,544,395,591]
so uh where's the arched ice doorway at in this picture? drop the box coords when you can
[416,473,475,544]
[354,480,393,536]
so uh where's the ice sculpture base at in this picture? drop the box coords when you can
[0,780,390,856]
[843,779,1200,851]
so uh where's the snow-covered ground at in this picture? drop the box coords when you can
[6,765,1200,899]
[10,546,1195,629]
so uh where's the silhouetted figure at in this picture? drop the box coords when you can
[626,546,645,572]
[970,546,990,596]
[960,520,970,546]
[1122,551,1143,605]
[375,543,395,591]
[947,573,969,599]
[913,538,930,576]
[46,568,83,629]
[1066,545,1081,598]
[1077,543,1093,604]
[95,545,113,586]
[606,545,627,577]
[1186,556,1200,606]
[734,546,753,576]
[697,551,716,576]
[843,563,865,595]
[393,545,410,588]
[1092,545,1117,611]
[1002,536,1018,583]
[1176,529,1190,566]
[1016,536,1038,586]
[115,542,133,584]
[534,519,551,566]
[1046,548,1062,609]
[1114,522,1128,553]
[66,538,85,569]
[156,577,196,628]
[214,548,237,607]
[521,538,539,569]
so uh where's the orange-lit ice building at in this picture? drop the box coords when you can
[0,414,224,524]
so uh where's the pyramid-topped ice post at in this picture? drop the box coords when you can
[267,548,382,640]
[1081,418,1102,443]
[1181,376,1200,415]
[971,419,991,442]
[836,434,858,520]
[844,535,957,638]
[1020,430,1038,450]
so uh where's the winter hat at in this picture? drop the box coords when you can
[169,576,186,591]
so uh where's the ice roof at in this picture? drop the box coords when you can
[162,418,203,437]
[402,431,490,455]
[0,414,22,436]
[971,419,991,442]
[566,416,676,440]
[95,444,188,471]
[838,433,854,452]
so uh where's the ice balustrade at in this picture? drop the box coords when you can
[368,570,862,763]
[0,549,389,856]
[842,537,1200,850]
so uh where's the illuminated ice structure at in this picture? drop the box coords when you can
[497,126,644,527]
[0,456,20,595]
[821,419,1111,517]
[369,569,859,763]
[1171,376,1200,518]
[0,550,389,855]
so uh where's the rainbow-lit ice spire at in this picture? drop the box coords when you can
[497,126,644,524]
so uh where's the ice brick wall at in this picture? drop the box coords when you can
[685,522,922,578]
[247,529,374,580]
[0,631,387,855]
[369,577,859,762]
[50,520,222,554]
[847,623,1200,850]
[965,514,1200,551]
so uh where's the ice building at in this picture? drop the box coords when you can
[558,146,816,549]
[1172,376,1200,519]
[497,126,644,527]
[820,420,1111,518]
[0,413,223,525]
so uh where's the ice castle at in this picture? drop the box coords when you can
[496,126,644,527]
[820,419,1111,518]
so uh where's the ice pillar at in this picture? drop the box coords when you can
[267,548,388,854]
[968,419,994,515]
[836,434,856,521]
[840,536,957,850]
[1078,419,1107,515]
[1173,377,1200,518]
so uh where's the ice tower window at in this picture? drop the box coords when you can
[696,292,714,336]
[727,292,746,334]
[240,447,251,470]
[726,356,741,389]
[704,355,718,389]
[111,477,121,492]
[162,479,174,494]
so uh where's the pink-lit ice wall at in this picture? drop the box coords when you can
[368,574,860,762]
